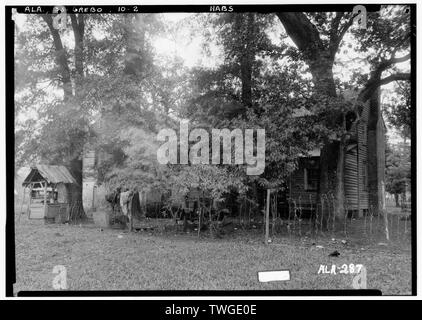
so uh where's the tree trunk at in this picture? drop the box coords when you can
[309,63,346,221]
[68,157,85,216]
[124,14,146,77]
[70,14,85,93]
[394,193,400,207]
[308,55,337,97]
[240,13,254,109]
[319,142,340,194]
[275,12,347,221]
[275,12,408,221]
[335,140,346,218]
[42,15,73,100]
[43,13,86,215]
[240,54,253,108]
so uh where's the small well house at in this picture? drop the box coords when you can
[22,165,78,220]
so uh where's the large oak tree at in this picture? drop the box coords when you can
[275,7,411,217]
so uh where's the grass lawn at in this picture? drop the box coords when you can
[14,216,412,295]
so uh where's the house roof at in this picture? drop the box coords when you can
[22,165,78,186]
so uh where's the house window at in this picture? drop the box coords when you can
[304,168,319,191]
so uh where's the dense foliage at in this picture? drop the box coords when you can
[15,7,411,210]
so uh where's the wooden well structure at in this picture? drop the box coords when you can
[22,165,78,220]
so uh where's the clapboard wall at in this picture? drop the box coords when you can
[82,149,97,216]
[344,143,369,212]
[288,157,320,207]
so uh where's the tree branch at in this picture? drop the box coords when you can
[390,33,411,58]
[330,12,344,37]
[359,72,410,101]
[41,14,72,99]
[359,51,411,102]
[390,53,411,65]
[70,14,84,84]
[276,12,324,59]
[337,13,356,40]
[379,73,411,86]
[329,13,357,56]
[371,53,411,79]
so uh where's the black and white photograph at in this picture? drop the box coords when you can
[5,1,416,298]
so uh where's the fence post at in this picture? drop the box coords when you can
[19,186,27,223]
[383,210,389,241]
[265,189,270,244]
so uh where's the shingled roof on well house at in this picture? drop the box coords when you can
[22,165,78,185]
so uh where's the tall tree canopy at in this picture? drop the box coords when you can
[273,6,411,217]
[15,7,412,216]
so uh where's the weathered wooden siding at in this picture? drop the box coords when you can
[289,136,370,213]
[344,142,369,212]
[82,149,97,215]
[289,158,319,206]
[285,99,384,215]
[29,203,45,219]
[344,146,358,209]
[56,183,69,203]
[366,92,387,212]
[83,150,96,178]
[357,118,369,212]
[343,100,375,214]
[376,117,386,209]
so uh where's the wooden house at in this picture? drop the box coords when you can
[82,145,224,217]
[288,91,386,217]
[22,165,78,219]
[82,146,167,215]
